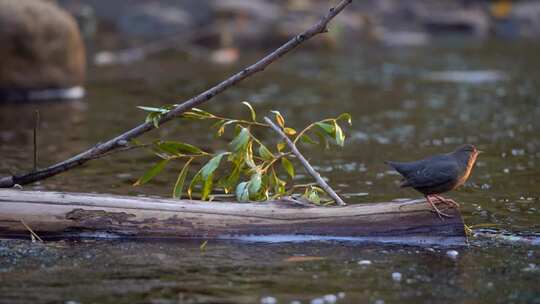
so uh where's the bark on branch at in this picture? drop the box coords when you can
[264,117,346,206]
[0,0,353,188]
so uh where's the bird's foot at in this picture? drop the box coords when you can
[433,195,460,208]
[426,195,452,220]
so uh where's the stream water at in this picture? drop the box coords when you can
[0,40,539,303]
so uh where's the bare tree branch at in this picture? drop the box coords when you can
[0,0,352,188]
[263,117,346,206]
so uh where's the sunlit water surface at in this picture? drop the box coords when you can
[0,40,539,303]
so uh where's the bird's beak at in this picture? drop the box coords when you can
[477,150,484,154]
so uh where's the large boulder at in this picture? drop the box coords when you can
[0,0,86,101]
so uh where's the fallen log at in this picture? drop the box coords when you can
[0,190,466,245]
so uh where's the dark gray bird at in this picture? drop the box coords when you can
[386,144,481,218]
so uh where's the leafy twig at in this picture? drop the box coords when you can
[0,0,352,188]
[263,117,346,206]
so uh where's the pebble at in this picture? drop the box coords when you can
[310,298,324,304]
[323,294,337,303]
[391,272,402,282]
[522,263,537,272]
[446,250,459,259]
[374,300,385,304]
[290,301,301,304]
[358,260,372,265]
[337,292,346,299]
[261,296,277,304]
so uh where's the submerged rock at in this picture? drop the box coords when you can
[391,272,402,282]
[0,0,86,102]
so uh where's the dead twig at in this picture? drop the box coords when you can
[20,219,44,243]
[0,0,352,188]
[263,116,346,206]
[33,110,39,171]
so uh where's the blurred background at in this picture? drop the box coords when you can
[2,0,540,101]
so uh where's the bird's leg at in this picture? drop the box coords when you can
[425,195,452,219]
[433,194,460,208]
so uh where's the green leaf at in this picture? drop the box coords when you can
[201,153,227,179]
[337,113,352,126]
[156,141,205,155]
[200,240,208,251]
[334,121,345,147]
[145,112,162,128]
[137,106,169,114]
[151,114,161,128]
[258,144,274,160]
[133,159,169,186]
[306,189,321,205]
[172,158,193,199]
[242,101,257,122]
[230,127,250,152]
[276,142,286,152]
[315,122,335,137]
[271,168,286,195]
[244,142,256,169]
[312,186,326,193]
[314,129,329,149]
[236,182,250,202]
[271,110,285,128]
[201,172,214,200]
[225,161,243,193]
[181,112,207,120]
[284,127,297,136]
[191,108,214,117]
[187,171,202,199]
[248,173,262,195]
[281,157,295,178]
[300,134,317,145]
[216,120,238,137]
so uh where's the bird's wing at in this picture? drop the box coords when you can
[402,160,459,189]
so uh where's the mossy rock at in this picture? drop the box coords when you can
[0,0,86,101]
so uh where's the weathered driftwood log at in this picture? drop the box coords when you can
[0,190,466,245]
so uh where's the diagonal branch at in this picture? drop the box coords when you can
[263,117,346,206]
[0,0,352,188]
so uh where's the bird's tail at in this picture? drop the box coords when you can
[385,161,411,188]
[385,160,398,169]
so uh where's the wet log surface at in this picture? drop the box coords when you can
[0,190,466,244]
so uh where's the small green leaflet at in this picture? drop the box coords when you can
[258,144,274,160]
[201,152,228,179]
[173,158,193,199]
[236,181,250,202]
[137,106,169,113]
[281,157,295,178]
[133,159,169,186]
[156,141,205,155]
[334,121,345,147]
[230,128,250,152]
[242,101,257,122]
[315,122,335,136]
[300,134,317,145]
[337,113,352,125]
[248,173,262,195]
[201,172,214,200]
